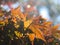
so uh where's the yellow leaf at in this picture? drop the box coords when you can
[29,24,46,42]
[11,6,20,16]
[14,31,23,38]
[24,19,33,29]
[11,6,26,21]
[28,33,35,41]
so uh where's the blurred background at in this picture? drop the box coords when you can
[0,0,60,25]
[0,0,60,45]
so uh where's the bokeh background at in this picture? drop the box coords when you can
[0,0,60,45]
[0,0,60,29]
